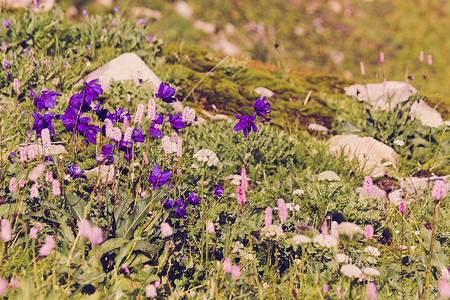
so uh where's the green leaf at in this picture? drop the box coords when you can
[66,193,86,221]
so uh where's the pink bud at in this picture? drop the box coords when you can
[113,127,122,142]
[0,278,8,297]
[365,224,374,240]
[264,207,273,227]
[431,179,447,200]
[241,168,248,191]
[124,127,133,143]
[176,138,183,158]
[30,183,40,198]
[41,128,51,152]
[277,198,288,224]
[363,176,373,195]
[1,219,12,242]
[231,265,241,280]
[45,171,53,183]
[52,180,61,196]
[154,281,160,288]
[89,227,104,246]
[161,222,173,237]
[223,258,232,274]
[427,54,432,66]
[39,235,56,256]
[79,219,91,238]
[121,264,131,275]
[19,147,27,163]
[27,146,35,160]
[147,98,156,120]
[162,136,171,155]
[236,186,246,204]
[368,282,377,300]
[9,177,16,192]
[29,163,45,182]
[206,221,215,233]
[171,132,178,144]
[123,116,129,132]
[321,221,328,237]
[145,284,157,298]
[134,104,145,124]
[360,61,365,76]
[379,52,384,63]
[331,221,339,239]
[30,227,38,239]
[323,284,328,293]
[399,201,405,214]
[419,51,424,62]
[105,119,114,139]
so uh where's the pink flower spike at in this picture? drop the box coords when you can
[231,265,241,280]
[323,284,328,293]
[321,221,328,237]
[439,278,450,298]
[134,104,145,124]
[124,127,133,143]
[154,281,160,288]
[236,186,246,204]
[176,138,183,158]
[79,219,91,238]
[89,227,104,246]
[365,224,374,240]
[121,264,131,275]
[123,115,129,132]
[431,179,447,200]
[0,278,8,297]
[360,61,365,76]
[41,128,51,152]
[368,282,377,300]
[241,168,248,191]
[9,177,16,192]
[379,52,384,63]
[172,132,179,144]
[147,98,156,120]
[162,136,171,155]
[30,183,40,198]
[30,227,38,239]
[419,51,424,62]
[399,201,405,214]
[105,119,114,139]
[223,258,232,274]
[1,219,12,242]
[39,235,56,256]
[331,221,339,239]
[363,176,373,195]
[428,55,432,66]
[52,180,61,196]
[45,171,53,183]
[29,163,45,182]
[145,284,157,298]
[206,221,215,233]
[277,198,288,224]
[19,147,27,163]
[161,222,173,237]
[113,127,122,142]
[27,146,35,160]
[264,207,273,227]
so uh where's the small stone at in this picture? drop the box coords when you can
[308,123,328,133]
[132,7,162,19]
[254,87,274,98]
[175,1,193,19]
[194,20,216,34]
[85,165,115,184]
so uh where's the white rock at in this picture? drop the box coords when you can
[212,33,240,56]
[410,99,444,128]
[132,7,162,19]
[4,0,54,11]
[329,135,399,177]
[194,20,216,34]
[308,123,328,133]
[26,143,67,156]
[254,87,274,98]
[85,165,115,184]
[345,81,416,111]
[96,0,113,6]
[76,53,161,92]
[175,1,193,19]
[403,176,449,195]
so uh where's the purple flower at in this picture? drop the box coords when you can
[112,19,119,27]
[31,112,55,137]
[8,151,18,164]
[155,82,177,103]
[68,165,87,179]
[3,19,10,28]
[86,44,92,50]
[186,192,200,205]
[114,6,120,14]
[2,60,10,69]
[145,35,152,43]
[59,107,79,132]
[233,114,258,138]
[83,10,88,17]
[82,79,103,104]
[132,127,145,143]
[33,90,61,112]
[97,144,115,165]
[138,18,147,25]
[107,107,131,124]
[148,164,172,190]
[28,89,37,98]
[214,184,224,197]
[76,117,101,146]
[253,96,271,121]
[149,113,165,138]
[168,113,185,133]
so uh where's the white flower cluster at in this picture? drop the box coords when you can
[261,225,284,240]
[388,189,404,205]
[286,203,300,212]
[313,234,338,248]
[364,246,381,257]
[340,264,362,278]
[336,222,363,238]
[292,234,311,245]
[292,189,304,195]
[193,149,219,167]
[317,171,341,182]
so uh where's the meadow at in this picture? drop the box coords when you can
[0,3,449,299]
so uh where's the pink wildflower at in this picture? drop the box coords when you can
[121,264,131,275]
[19,147,27,163]
[172,132,178,144]
[431,179,447,200]
[176,138,183,158]
[89,227,104,246]
[123,127,133,143]
[264,207,273,227]
[52,180,61,196]
[35,222,43,231]
[365,224,374,240]
[206,221,215,233]
[399,201,405,214]
[134,104,145,124]
[113,127,122,142]
[39,235,56,256]
[367,282,377,300]
[241,168,248,191]
[223,258,232,274]
[41,128,51,152]
[45,171,53,183]
[236,186,246,204]
[12,78,20,94]
[379,52,384,63]
[162,136,171,155]
[27,146,35,160]
[231,265,241,280]
[154,281,160,288]
[9,178,16,192]
[439,279,450,298]
[0,278,8,297]
[321,221,328,237]
[419,51,424,62]
[360,61,365,76]
[331,221,339,239]
[323,284,328,293]
[182,107,196,125]
[134,70,142,87]
[105,119,114,139]
[143,151,149,164]
[428,55,432,66]
[147,98,156,120]
[363,176,373,195]
[29,163,45,181]
[79,219,91,238]
[29,183,39,198]
[145,284,157,298]
[277,198,288,224]
[10,277,19,288]
[161,222,173,237]
[30,227,37,239]
[1,219,12,242]
[123,114,129,131]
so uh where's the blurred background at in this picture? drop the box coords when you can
[45,0,450,102]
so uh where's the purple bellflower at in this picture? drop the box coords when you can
[233,114,258,138]
[168,113,185,133]
[187,192,200,205]
[97,144,115,165]
[149,113,165,138]
[31,112,55,137]
[82,79,103,104]
[148,164,172,190]
[214,184,224,197]
[155,82,177,103]
[33,90,61,112]
[8,151,18,163]
[106,107,131,124]
[253,96,271,121]
[68,165,87,179]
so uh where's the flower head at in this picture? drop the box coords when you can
[89,227,104,245]
[79,219,91,238]
[39,235,56,256]
[168,113,185,133]
[148,164,172,190]
[431,179,447,200]
[155,82,177,103]
[253,97,271,121]
[33,90,61,112]
[32,112,55,137]
[1,219,11,242]
[277,198,288,224]
[265,207,273,227]
[214,184,224,197]
[68,165,87,179]
[368,282,377,300]
[3,19,10,28]
[146,284,157,297]
[233,114,258,138]
[223,258,232,274]
[341,264,362,278]
[399,201,405,214]
[206,221,215,233]
[2,60,10,69]
[231,265,241,280]
[236,185,246,204]
[0,278,8,297]
[161,222,173,237]
[186,192,200,205]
